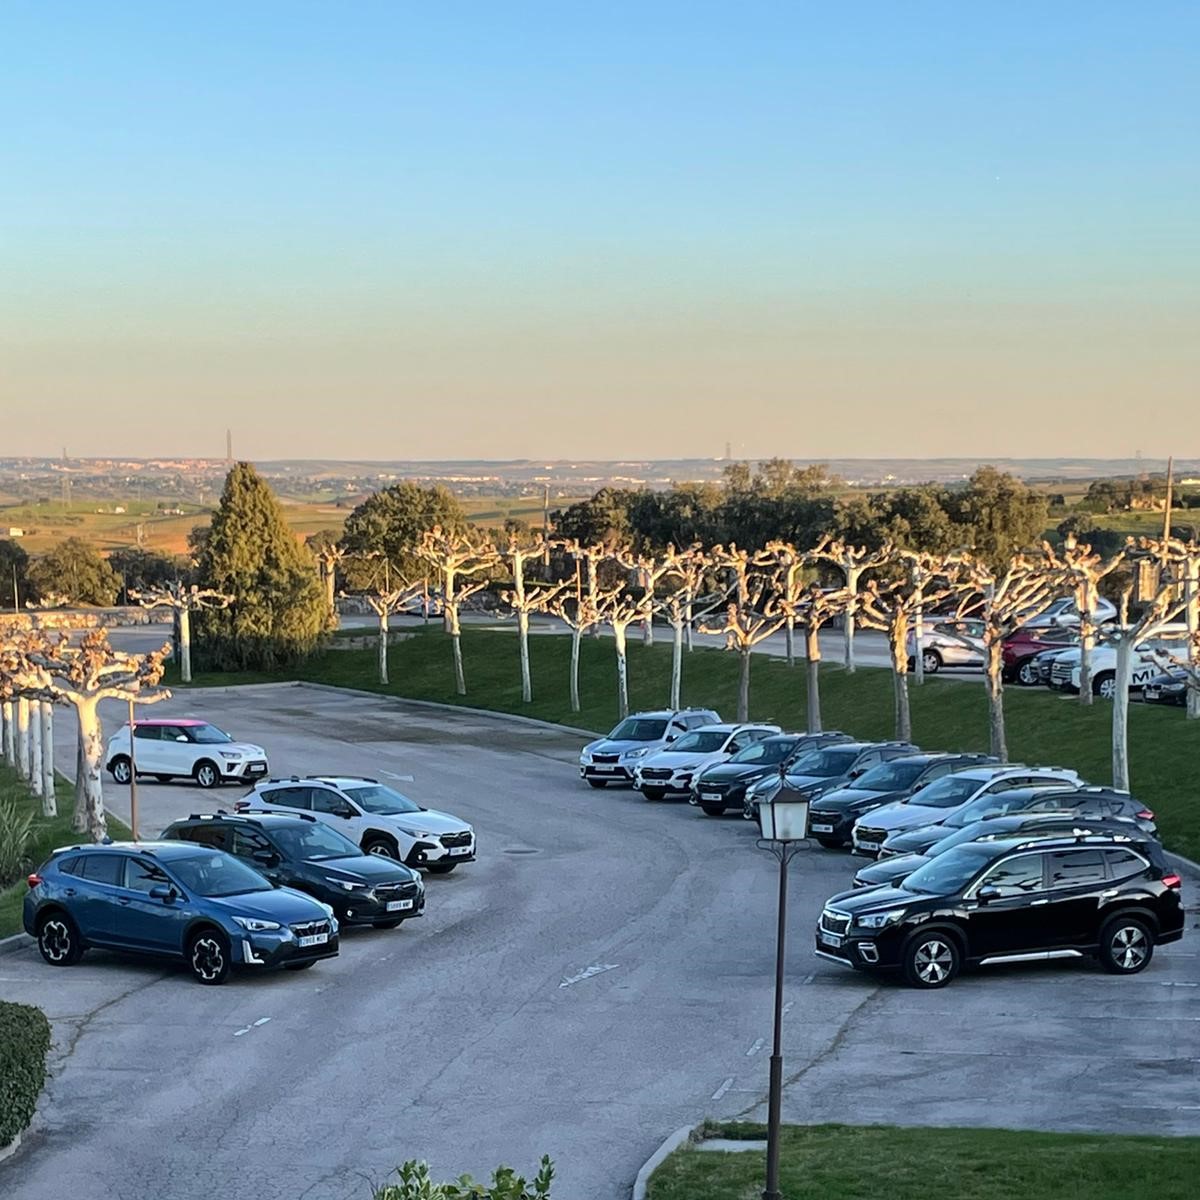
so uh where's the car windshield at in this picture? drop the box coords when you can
[608,717,668,742]
[943,788,1062,828]
[850,761,927,792]
[669,731,728,753]
[344,784,422,815]
[168,852,272,897]
[928,822,1006,856]
[905,775,982,809]
[902,844,994,895]
[269,823,363,862]
[187,724,233,744]
[788,746,858,777]
[730,739,794,765]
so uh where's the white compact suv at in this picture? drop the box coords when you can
[633,722,781,800]
[1049,625,1189,699]
[105,719,269,789]
[578,708,721,787]
[239,775,475,873]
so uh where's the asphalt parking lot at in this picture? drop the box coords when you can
[1,685,1197,1200]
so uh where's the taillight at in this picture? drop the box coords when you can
[26,873,42,889]
[1136,809,1155,821]
[1161,873,1182,890]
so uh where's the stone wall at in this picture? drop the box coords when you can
[0,607,174,635]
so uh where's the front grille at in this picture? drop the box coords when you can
[1051,663,1072,685]
[291,920,331,939]
[375,881,420,899]
[876,847,898,859]
[819,909,851,936]
[440,831,472,848]
[641,768,672,781]
[698,781,727,794]
[856,827,885,845]
[1037,660,1055,681]
[592,754,620,764]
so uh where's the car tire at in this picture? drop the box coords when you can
[372,918,405,929]
[1016,659,1039,686]
[188,929,231,985]
[284,960,318,970]
[641,787,667,802]
[426,862,457,875]
[363,836,400,860]
[921,649,942,675]
[816,837,843,850]
[37,911,84,967]
[902,930,960,989]
[193,760,221,789]
[109,756,132,785]
[700,804,724,817]
[1099,916,1154,975]
[1093,672,1117,700]
[586,779,608,789]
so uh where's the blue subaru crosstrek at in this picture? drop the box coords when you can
[23,841,340,984]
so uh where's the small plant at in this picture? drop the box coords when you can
[374,1156,554,1200]
[0,794,35,888]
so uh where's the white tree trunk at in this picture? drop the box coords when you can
[985,638,1008,762]
[784,617,795,668]
[1078,616,1095,707]
[0,699,6,762]
[1187,562,1199,721]
[76,698,108,841]
[1,699,12,762]
[30,701,43,797]
[685,601,694,652]
[844,567,861,672]
[40,701,56,816]
[737,648,751,722]
[613,624,629,718]
[1112,638,1132,790]
[642,610,653,646]
[889,622,912,741]
[569,628,581,713]
[378,610,389,685]
[670,618,683,709]
[913,601,925,686]
[73,730,87,833]
[518,609,532,703]
[16,697,30,781]
[805,627,822,733]
[179,604,192,684]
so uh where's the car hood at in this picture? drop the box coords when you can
[825,885,916,916]
[641,749,723,770]
[781,772,843,794]
[882,827,947,855]
[698,762,773,783]
[375,808,471,836]
[216,742,267,757]
[812,786,904,812]
[584,738,657,756]
[861,803,954,833]
[314,854,418,885]
[854,853,929,886]
[209,887,330,923]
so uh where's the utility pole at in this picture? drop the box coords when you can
[1162,456,1174,544]
[542,484,551,569]
[226,429,233,464]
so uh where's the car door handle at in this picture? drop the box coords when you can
[118,897,132,906]
[64,888,76,897]
[1099,889,1118,899]
[1031,899,1050,906]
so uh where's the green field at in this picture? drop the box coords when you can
[647,1123,1200,1200]
[173,625,1200,862]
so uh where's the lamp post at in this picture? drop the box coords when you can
[756,777,810,1200]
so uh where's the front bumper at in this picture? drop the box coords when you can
[807,809,859,843]
[851,825,893,856]
[407,836,476,867]
[340,886,426,925]
[235,923,340,968]
[219,758,270,781]
[690,784,746,811]
[813,926,900,970]
[580,762,636,783]
[635,772,695,795]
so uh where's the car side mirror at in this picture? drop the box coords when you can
[976,885,1002,904]
[149,885,175,902]
[176,735,189,742]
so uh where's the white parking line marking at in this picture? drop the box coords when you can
[783,1001,795,1015]
[234,1016,272,1037]
[1162,981,1199,987]
[253,1017,271,1027]
[711,1077,735,1101]
[746,1038,765,1057]
[559,962,619,988]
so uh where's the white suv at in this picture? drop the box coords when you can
[578,708,721,788]
[633,722,781,800]
[239,776,475,874]
[105,719,269,789]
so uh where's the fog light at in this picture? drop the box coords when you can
[856,942,879,964]
[243,939,265,965]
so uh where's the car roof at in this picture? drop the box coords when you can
[125,718,208,727]
[51,840,217,859]
[169,810,316,828]
[970,833,1145,856]
[890,752,986,766]
[254,775,377,789]
[953,764,1072,782]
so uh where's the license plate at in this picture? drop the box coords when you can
[857,840,880,851]
[1144,689,1159,699]
[594,766,619,773]
[448,845,471,856]
[297,933,328,947]
[247,764,267,774]
[701,792,720,801]
[818,932,844,949]
[811,823,834,833]
[386,900,413,912]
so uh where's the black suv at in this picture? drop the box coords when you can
[690,732,851,817]
[162,811,425,929]
[815,833,1184,988]
[806,753,996,849]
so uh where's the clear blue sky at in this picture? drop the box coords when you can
[3,2,1197,461]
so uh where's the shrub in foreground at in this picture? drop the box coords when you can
[0,1001,51,1147]
[374,1156,554,1199]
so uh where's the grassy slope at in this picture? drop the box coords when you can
[0,765,132,936]
[648,1123,1199,1200]
[176,625,1200,861]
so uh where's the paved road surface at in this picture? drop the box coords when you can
[2,687,1195,1200]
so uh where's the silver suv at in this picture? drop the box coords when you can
[578,708,720,788]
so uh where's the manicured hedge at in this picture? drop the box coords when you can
[0,1001,51,1148]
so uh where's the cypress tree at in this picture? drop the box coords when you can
[193,463,327,670]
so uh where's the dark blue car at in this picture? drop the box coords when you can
[23,841,340,984]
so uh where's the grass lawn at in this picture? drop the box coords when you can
[172,625,1200,862]
[0,764,131,937]
[647,1123,1200,1200]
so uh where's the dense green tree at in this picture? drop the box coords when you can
[192,463,327,670]
[27,538,120,606]
[0,539,30,608]
[340,482,466,585]
[950,467,1050,566]
[108,548,181,595]
[551,488,635,548]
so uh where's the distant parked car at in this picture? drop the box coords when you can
[689,732,851,816]
[105,719,269,789]
[1050,626,1189,698]
[906,619,985,675]
[634,722,781,801]
[816,833,1184,988]
[1002,625,1079,686]
[24,841,338,984]
[578,708,721,787]
[1142,669,1190,707]
[1023,595,1118,630]
[1032,644,1077,686]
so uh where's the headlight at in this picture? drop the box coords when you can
[399,829,433,839]
[327,878,367,891]
[218,751,242,760]
[622,747,649,760]
[233,916,281,931]
[855,910,905,929]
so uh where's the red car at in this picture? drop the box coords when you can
[1002,626,1078,685]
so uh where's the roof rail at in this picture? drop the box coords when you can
[305,774,378,784]
[236,807,316,823]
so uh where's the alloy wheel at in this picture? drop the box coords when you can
[367,843,397,859]
[196,764,218,788]
[922,652,940,674]
[1018,662,1037,685]
[191,936,225,982]
[1098,678,1117,700]
[112,759,132,784]
[913,938,954,985]
[1110,925,1149,971]
[40,919,72,962]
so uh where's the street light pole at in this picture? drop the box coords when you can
[127,697,139,841]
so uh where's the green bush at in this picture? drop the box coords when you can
[0,793,35,889]
[0,1002,51,1147]
[374,1156,554,1199]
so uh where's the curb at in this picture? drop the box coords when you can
[632,1124,698,1200]
[0,932,32,957]
[0,1131,22,1166]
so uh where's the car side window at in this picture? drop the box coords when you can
[79,855,123,885]
[58,856,83,876]
[124,857,170,893]
[1046,850,1108,888]
[133,725,160,741]
[230,829,273,858]
[978,853,1044,896]
[180,824,229,850]
[924,762,953,782]
[1073,799,1107,820]
[727,737,747,754]
[1103,849,1146,880]
[267,786,312,811]
[311,789,350,815]
[686,714,710,728]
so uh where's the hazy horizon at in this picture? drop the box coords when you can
[4,5,1197,461]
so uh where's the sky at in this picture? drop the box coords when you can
[2,2,1197,462]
